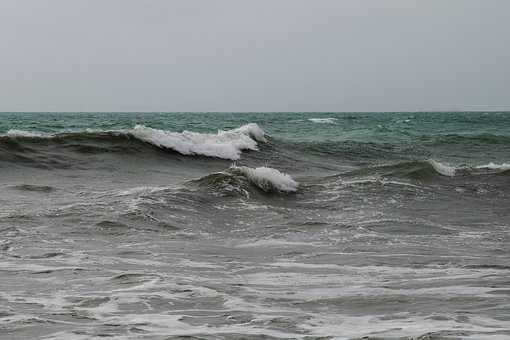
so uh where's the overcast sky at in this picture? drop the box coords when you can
[1,0,509,112]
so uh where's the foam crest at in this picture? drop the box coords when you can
[428,159,456,177]
[429,160,510,177]
[230,123,267,142]
[476,162,510,171]
[129,123,265,160]
[308,118,337,124]
[233,166,299,192]
[4,129,48,138]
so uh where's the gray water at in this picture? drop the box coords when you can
[1,112,509,339]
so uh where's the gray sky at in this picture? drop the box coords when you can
[1,0,509,112]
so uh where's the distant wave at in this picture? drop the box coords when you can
[422,133,510,145]
[344,160,510,180]
[1,123,267,160]
[476,162,510,171]
[308,118,338,124]
[5,129,49,138]
[429,160,510,177]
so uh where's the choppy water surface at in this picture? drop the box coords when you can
[1,112,509,339]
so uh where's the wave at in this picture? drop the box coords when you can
[2,125,508,175]
[278,139,427,162]
[191,166,298,196]
[128,123,266,160]
[5,129,49,138]
[422,133,510,145]
[477,162,510,171]
[308,118,338,124]
[233,166,298,192]
[343,160,510,180]
[130,123,266,160]
[428,160,456,177]
[429,160,510,177]
[1,123,267,160]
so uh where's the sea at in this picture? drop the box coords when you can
[0,112,509,340]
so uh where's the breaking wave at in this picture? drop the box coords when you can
[233,166,298,192]
[1,123,266,160]
[343,160,510,180]
[1,125,508,180]
[129,123,265,160]
[428,159,456,177]
[429,160,510,177]
[191,166,299,196]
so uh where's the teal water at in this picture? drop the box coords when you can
[2,111,509,142]
[2,111,509,165]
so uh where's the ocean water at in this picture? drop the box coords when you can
[0,112,509,340]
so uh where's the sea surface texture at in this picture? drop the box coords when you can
[0,112,509,340]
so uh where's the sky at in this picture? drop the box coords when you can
[1,0,509,112]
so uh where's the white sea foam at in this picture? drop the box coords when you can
[476,162,510,171]
[299,313,507,340]
[230,123,267,142]
[341,178,423,188]
[308,118,338,124]
[128,123,266,160]
[428,159,456,177]
[236,238,314,248]
[233,166,299,192]
[116,186,171,196]
[4,129,48,138]
[429,159,510,177]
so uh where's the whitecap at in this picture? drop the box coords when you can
[308,118,338,124]
[428,159,456,177]
[232,166,299,192]
[4,129,48,138]
[429,159,510,177]
[475,162,510,171]
[128,123,266,160]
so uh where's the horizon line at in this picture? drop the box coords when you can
[1,110,509,114]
